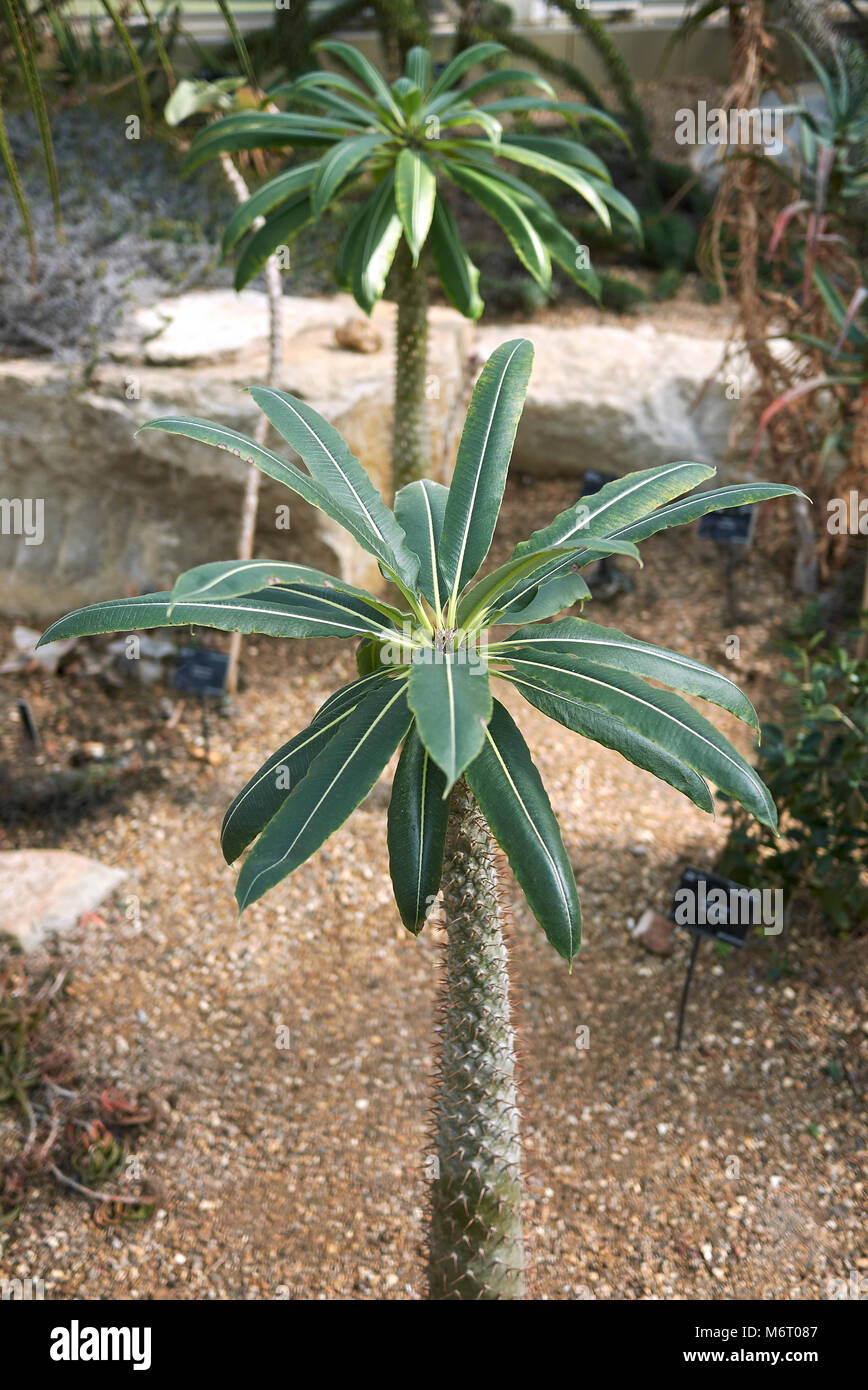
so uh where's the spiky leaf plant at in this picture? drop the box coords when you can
[183,40,638,486]
[39,339,804,1299]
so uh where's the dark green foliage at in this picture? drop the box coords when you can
[720,625,868,934]
[599,272,647,313]
[642,211,698,272]
[702,278,723,305]
[654,267,683,301]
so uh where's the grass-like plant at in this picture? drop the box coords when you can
[183,41,638,486]
[39,338,803,1298]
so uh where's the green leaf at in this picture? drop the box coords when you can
[138,414,418,589]
[502,461,716,611]
[169,559,405,626]
[456,538,640,629]
[492,570,591,624]
[529,465,719,552]
[39,586,400,647]
[449,150,600,300]
[235,194,313,289]
[502,617,759,730]
[184,113,350,172]
[405,46,432,92]
[387,729,449,933]
[221,670,397,863]
[443,162,551,287]
[394,479,449,611]
[236,681,412,910]
[311,132,384,218]
[495,142,612,230]
[221,163,319,253]
[316,40,403,123]
[499,667,714,815]
[222,710,349,864]
[336,193,375,290]
[519,198,601,301]
[582,175,643,238]
[428,195,483,320]
[438,104,503,146]
[465,699,580,962]
[408,651,492,790]
[428,41,507,100]
[246,386,419,589]
[453,69,556,105]
[502,651,777,828]
[439,339,534,601]
[508,482,808,606]
[351,170,403,314]
[268,70,383,119]
[607,482,811,551]
[495,133,611,182]
[391,77,424,118]
[480,99,629,144]
[395,148,436,264]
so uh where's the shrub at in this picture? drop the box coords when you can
[719,624,868,933]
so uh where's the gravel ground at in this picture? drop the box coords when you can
[1,477,866,1300]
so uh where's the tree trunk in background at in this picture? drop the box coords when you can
[428,780,526,1300]
[275,0,312,76]
[218,151,283,695]
[392,241,431,491]
[373,0,429,71]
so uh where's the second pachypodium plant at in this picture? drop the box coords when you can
[182,40,638,486]
[40,340,803,1299]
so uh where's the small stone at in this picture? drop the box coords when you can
[633,909,673,957]
[334,318,383,353]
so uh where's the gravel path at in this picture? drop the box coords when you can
[1,477,865,1300]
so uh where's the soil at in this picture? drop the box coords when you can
[1,477,866,1302]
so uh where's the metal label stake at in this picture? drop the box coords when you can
[671,866,757,1051]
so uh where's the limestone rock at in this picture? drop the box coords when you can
[112,291,342,366]
[475,321,746,477]
[0,850,126,951]
[0,293,474,615]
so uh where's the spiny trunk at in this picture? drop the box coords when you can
[392,241,431,492]
[428,780,526,1300]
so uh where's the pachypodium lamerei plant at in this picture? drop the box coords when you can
[40,339,804,1299]
[182,40,639,486]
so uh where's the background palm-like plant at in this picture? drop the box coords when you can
[39,338,803,1299]
[184,40,640,488]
